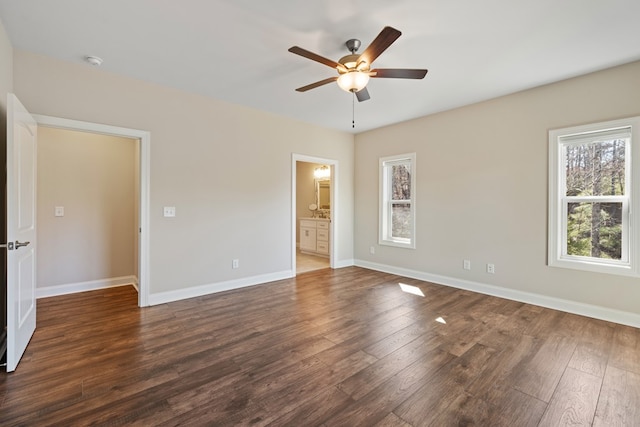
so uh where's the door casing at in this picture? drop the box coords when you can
[33,115,151,307]
[291,154,338,274]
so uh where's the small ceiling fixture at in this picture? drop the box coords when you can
[314,165,330,179]
[85,55,103,66]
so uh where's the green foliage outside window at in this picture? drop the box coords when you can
[565,140,625,259]
[391,165,411,239]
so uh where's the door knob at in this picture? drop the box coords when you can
[15,240,30,249]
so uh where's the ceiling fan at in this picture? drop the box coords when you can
[288,26,428,102]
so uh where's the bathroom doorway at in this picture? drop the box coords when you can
[291,154,337,275]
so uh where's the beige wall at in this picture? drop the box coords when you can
[0,16,11,117]
[14,50,355,296]
[37,127,137,288]
[354,60,640,316]
[13,32,638,318]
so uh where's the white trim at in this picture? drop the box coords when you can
[379,153,416,249]
[149,261,358,305]
[149,270,293,306]
[36,276,138,299]
[292,154,339,274]
[333,258,355,269]
[32,114,152,307]
[548,116,640,277]
[354,259,640,329]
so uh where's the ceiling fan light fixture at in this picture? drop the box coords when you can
[289,26,428,103]
[337,71,370,93]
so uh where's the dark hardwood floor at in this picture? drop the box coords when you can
[1,267,639,426]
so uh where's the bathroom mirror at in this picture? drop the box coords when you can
[316,179,330,210]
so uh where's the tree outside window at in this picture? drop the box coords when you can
[565,139,626,260]
[549,117,640,277]
[380,153,416,249]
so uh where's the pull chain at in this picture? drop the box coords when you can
[352,91,356,128]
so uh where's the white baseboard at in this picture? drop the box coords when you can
[36,262,638,328]
[37,276,138,299]
[355,259,640,329]
[148,270,294,306]
[149,260,358,306]
[333,258,355,269]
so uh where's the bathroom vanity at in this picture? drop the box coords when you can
[299,218,330,256]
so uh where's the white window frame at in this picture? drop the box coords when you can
[379,153,416,249]
[548,116,640,277]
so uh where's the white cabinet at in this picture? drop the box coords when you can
[300,223,317,252]
[299,218,330,256]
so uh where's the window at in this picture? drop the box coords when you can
[549,117,640,276]
[380,153,416,248]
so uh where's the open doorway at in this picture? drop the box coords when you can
[33,115,150,306]
[37,127,139,299]
[291,154,338,275]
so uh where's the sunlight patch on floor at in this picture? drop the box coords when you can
[399,282,425,297]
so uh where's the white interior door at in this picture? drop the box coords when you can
[6,94,37,372]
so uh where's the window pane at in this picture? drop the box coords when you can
[565,139,625,196]
[391,203,412,238]
[391,164,411,200]
[566,202,622,259]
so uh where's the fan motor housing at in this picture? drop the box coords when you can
[339,39,370,73]
[345,38,361,53]
[338,54,360,70]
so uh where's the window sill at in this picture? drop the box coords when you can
[549,257,638,278]
[379,239,415,249]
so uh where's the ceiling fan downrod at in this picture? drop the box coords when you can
[345,39,361,54]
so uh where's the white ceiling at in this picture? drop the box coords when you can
[1,0,640,133]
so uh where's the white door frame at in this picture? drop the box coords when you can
[32,115,151,307]
[291,154,338,273]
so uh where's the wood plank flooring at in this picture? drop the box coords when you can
[1,267,639,426]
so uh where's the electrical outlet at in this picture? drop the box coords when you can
[463,259,471,270]
[163,206,176,217]
[487,263,495,274]
[232,259,239,269]
[370,246,375,255]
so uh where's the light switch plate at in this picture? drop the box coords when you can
[55,206,64,217]
[163,206,176,217]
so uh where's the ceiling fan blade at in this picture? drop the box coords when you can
[295,77,338,92]
[288,46,344,70]
[358,26,402,66]
[371,68,428,79]
[355,87,370,102]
